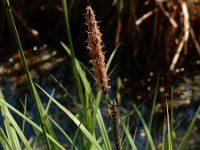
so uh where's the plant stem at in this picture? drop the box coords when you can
[60,0,85,114]
[61,1,92,148]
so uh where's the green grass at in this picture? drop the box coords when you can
[1,0,200,150]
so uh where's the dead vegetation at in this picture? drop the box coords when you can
[1,0,200,77]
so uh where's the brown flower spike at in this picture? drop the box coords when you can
[85,5,108,95]
[107,100,121,150]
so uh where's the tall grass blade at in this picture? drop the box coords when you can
[48,116,78,150]
[132,103,156,150]
[121,122,137,150]
[0,98,66,150]
[61,4,92,146]
[146,77,159,150]
[0,128,12,150]
[60,42,96,80]
[36,84,103,150]
[61,42,92,94]
[2,1,56,149]
[96,109,112,150]
[6,112,32,150]
[166,100,172,150]
[106,43,120,72]
[70,120,82,150]
[61,39,93,150]
[45,89,55,114]
[60,0,85,105]
[0,89,21,150]
[50,74,73,99]
[178,103,200,150]
[33,132,41,150]
[170,87,176,147]
[91,91,102,132]
[20,95,27,133]
[0,89,32,150]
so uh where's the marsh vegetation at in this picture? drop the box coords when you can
[0,0,200,150]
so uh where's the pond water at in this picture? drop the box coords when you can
[0,46,200,149]
[120,65,200,150]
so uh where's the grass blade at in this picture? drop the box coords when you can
[61,3,93,144]
[170,87,176,147]
[96,109,112,150]
[166,100,172,150]
[0,128,12,150]
[121,122,137,150]
[50,74,74,99]
[91,91,102,132]
[178,103,200,150]
[36,84,103,150]
[60,0,85,106]
[19,95,27,133]
[61,42,92,95]
[0,89,21,150]
[132,103,156,150]
[0,98,66,150]
[106,43,120,72]
[146,77,159,150]
[0,89,32,150]
[2,1,56,149]
[48,116,78,150]
[6,112,32,150]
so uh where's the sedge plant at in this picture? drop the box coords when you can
[0,1,200,150]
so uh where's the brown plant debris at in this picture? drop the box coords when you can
[85,5,108,95]
[169,1,190,72]
[107,99,121,150]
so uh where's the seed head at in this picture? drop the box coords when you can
[107,99,121,150]
[85,5,108,95]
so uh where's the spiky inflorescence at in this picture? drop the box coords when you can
[85,5,108,95]
[107,100,121,150]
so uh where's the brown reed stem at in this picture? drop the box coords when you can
[85,5,108,95]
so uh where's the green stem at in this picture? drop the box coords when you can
[60,0,85,113]
[61,1,92,148]
[170,86,174,148]
[146,76,159,150]
[2,1,51,149]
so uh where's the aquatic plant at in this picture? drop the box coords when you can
[85,5,122,149]
[0,1,200,150]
